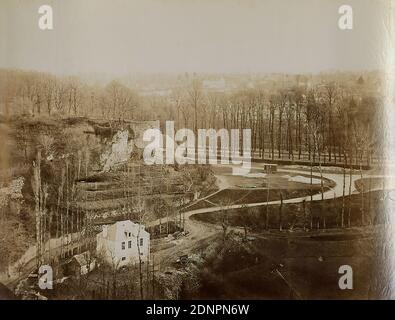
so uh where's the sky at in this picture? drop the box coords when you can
[0,0,393,75]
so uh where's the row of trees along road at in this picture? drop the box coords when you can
[1,69,383,168]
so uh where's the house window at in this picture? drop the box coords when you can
[128,240,132,249]
[121,242,125,250]
[140,238,143,246]
[121,257,126,261]
[128,232,131,237]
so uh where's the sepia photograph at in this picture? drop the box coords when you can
[0,0,395,305]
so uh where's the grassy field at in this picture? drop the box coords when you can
[191,190,387,231]
[187,186,329,211]
[181,186,393,299]
[184,229,383,299]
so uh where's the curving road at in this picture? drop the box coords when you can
[4,163,387,285]
[150,164,388,269]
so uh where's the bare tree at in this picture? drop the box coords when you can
[353,121,369,225]
[43,76,55,116]
[187,78,202,134]
[132,195,147,299]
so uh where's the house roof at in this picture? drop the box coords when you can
[98,220,149,242]
[72,251,92,266]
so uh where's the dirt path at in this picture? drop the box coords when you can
[151,165,387,268]
[1,232,87,289]
[5,163,387,285]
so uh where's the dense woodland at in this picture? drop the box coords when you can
[0,68,385,165]
[0,68,386,276]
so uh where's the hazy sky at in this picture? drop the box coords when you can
[0,0,393,75]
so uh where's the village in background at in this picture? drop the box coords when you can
[0,68,392,299]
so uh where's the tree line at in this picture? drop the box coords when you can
[1,68,384,167]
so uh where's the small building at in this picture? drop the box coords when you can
[96,220,150,268]
[64,251,96,276]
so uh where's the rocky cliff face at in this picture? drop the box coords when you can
[100,129,134,172]
[98,120,159,172]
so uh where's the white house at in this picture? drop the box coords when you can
[96,220,150,268]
